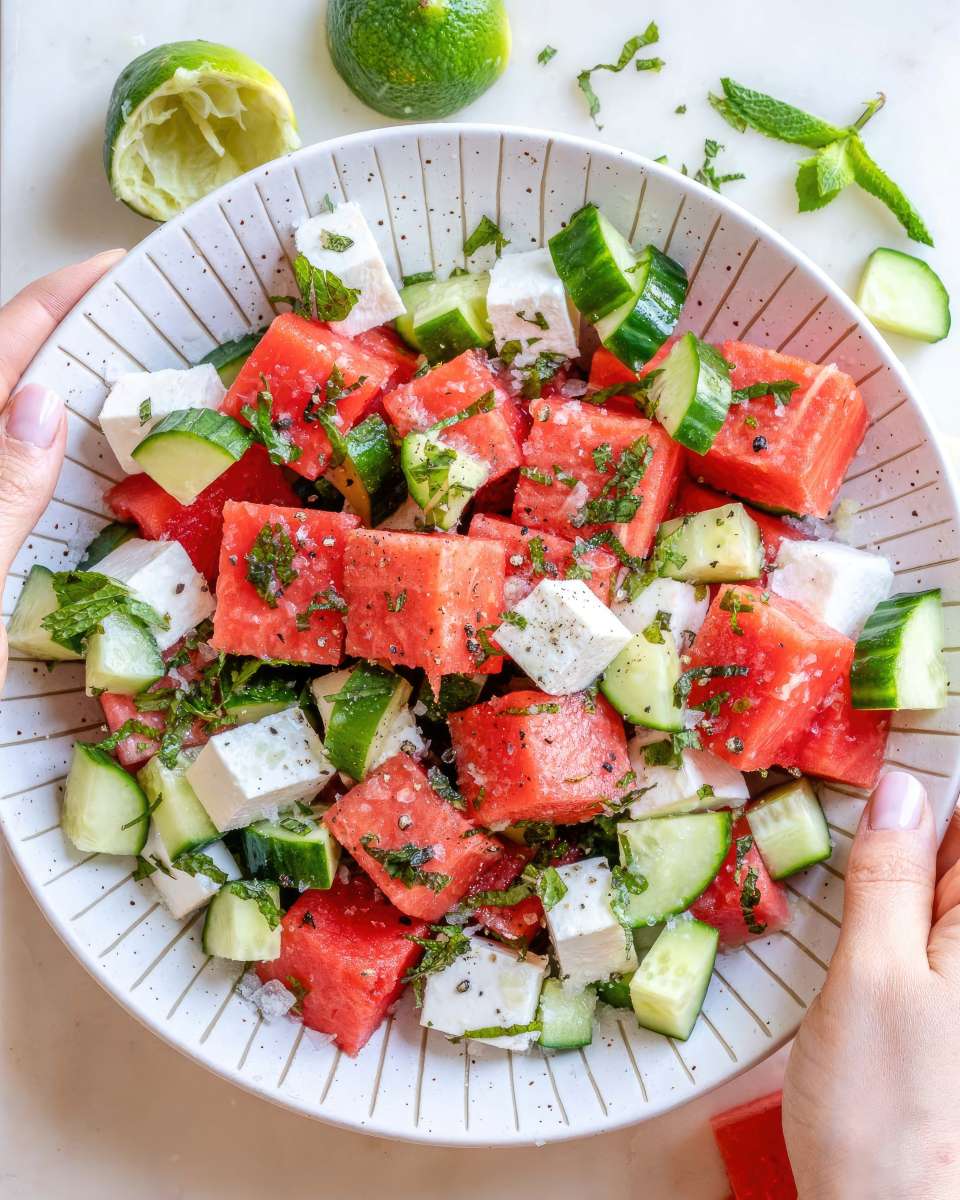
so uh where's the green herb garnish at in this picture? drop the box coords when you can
[319,229,354,253]
[360,834,452,893]
[170,850,230,884]
[694,138,745,192]
[241,375,302,465]
[577,24,663,128]
[246,521,299,608]
[731,379,799,407]
[427,766,467,812]
[463,215,510,258]
[404,924,472,1005]
[40,571,169,656]
[537,45,558,66]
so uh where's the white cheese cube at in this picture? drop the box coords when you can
[420,937,548,1052]
[613,577,709,650]
[494,579,632,694]
[626,737,749,817]
[545,858,638,991]
[186,707,334,832]
[142,825,240,920]
[487,247,580,367]
[295,201,405,336]
[95,537,214,652]
[770,538,893,637]
[98,364,225,474]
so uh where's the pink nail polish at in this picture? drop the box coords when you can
[5,385,63,449]
[869,771,926,831]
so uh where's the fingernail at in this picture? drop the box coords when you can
[869,771,926,831]
[4,385,63,449]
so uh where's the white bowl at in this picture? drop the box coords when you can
[3,124,959,1147]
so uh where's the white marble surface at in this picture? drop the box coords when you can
[1,0,957,1195]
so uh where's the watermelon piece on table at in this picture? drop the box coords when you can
[324,753,503,921]
[212,501,359,664]
[221,313,396,480]
[467,840,544,943]
[105,444,298,583]
[342,528,506,690]
[256,876,427,1057]
[382,349,523,484]
[512,399,683,558]
[448,690,630,826]
[685,584,854,771]
[777,676,891,790]
[674,479,809,570]
[468,512,618,607]
[711,1090,798,1199]
[692,341,868,518]
[691,817,791,948]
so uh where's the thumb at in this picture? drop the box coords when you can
[0,384,67,579]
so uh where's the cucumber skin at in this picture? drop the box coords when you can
[243,822,339,890]
[326,414,407,526]
[77,522,137,571]
[199,330,265,386]
[654,333,733,455]
[857,248,951,344]
[133,407,253,462]
[747,780,832,880]
[629,918,718,1041]
[63,744,149,856]
[619,812,732,927]
[851,589,944,709]
[324,663,410,779]
[549,205,638,323]
[598,246,688,372]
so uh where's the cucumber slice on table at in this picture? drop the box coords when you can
[747,777,832,880]
[84,611,165,696]
[549,204,640,322]
[617,812,732,926]
[629,917,718,1040]
[313,661,413,780]
[600,631,684,732]
[856,248,950,343]
[538,979,597,1049]
[851,589,947,710]
[243,812,340,890]
[63,743,149,855]
[395,272,492,362]
[199,331,265,386]
[648,332,733,454]
[131,408,253,505]
[5,564,82,661]
[325,414,407,526]
[202,881,281,961]
[77,521,136,571]
[138,752,219,859]
[655,504,763,583]
[594,245,688,371]
[401,432,488,530]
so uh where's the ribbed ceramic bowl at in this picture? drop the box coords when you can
[3,124,959,1147]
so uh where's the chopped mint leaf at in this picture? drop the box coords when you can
[498,339,522,365]
[138,397,152,425]
[674,663,749,709]
[384,589,407,613]
[404,924,471,1005]
[118,792,163,829]
[731,379,799,407]
[133,855,158,881]
[427,390,495,434]
[246,521,298,609]
[295,584,347,630]
[170,850,229,884]
[319,193,336,213]
[740,866,767,934]
[499,609,527,630]
[592,442,613,472]
[537,45,558,66]
[577,23,661,129]
[517,309,550,330]
[712,77,847,147]
[319,229,354,252]
[427,766,467,812]
[528,535,558,577]
[41,571,169,655]
[224,879,282,929]
[719,588,754,636]
[463,215,510,258]
[522,863,567,909]
[675,103,687,115]
[241,375,302,465]
[694,138,745,192]
[641,609,671,644]
[519,465,554,486]
[502,702,561,716]
[574,435,652,527]
[360,834,452,893]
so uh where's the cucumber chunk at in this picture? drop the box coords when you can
[629,917,718,1040]
[648,332,733,454]
[655,504,763,583]
[84,612,165,696]
[401,431,488,530]
[617,812,732,926]
[222,679,298,725]
[395,272,492,362]
[851,589,947,710]
[538,979,597,1049]
[856,248,951,343]
[63,743,149,855]
[131,408,253,505]
[199,330,265,386]
[5,564,82,661]
[325,414,407,526]
[201,881,281,962]
[747,777,832,879]
[77,521,136,571]
[549,204,640,322]
[595,974,634,1009]
[243,811,340,889]
[314,662,413,780]
[594,245,689,371]
[600,631,684,731]
[418,673,487,720]
[138,752,219,859]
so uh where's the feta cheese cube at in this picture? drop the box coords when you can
[142,825,240,920]
[295,201,405,336]
[98,364,225,474]
[626,737,749,817]
[487,248,580,368]
[545,858,638,991]
[95,537,214,651]
[770,538,893,637]
[494,579,632,694]
[420,936,548,1051]
[186,707,334,832]
[614,577,709,650]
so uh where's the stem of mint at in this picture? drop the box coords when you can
[851,93,885,132]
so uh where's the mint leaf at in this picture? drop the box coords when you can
[245,520,298,608]
[714,78,847,147]
[694,139,745,192]
[537,45,557,66]
[284,252,360,322]
[241,375,302,465]
[41,571,169,655]
[847,135,933,247]
[463,215,510,257]
[577,23,661,128]
[796,137,855,212]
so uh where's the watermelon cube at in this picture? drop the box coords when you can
[467,840,544,943]
[674,478,809,570]
[256,875,427,1057]
[693,341,867,517]
[447,690,630,826]
[777,676,890,790]
[685,585,855,771]
[221,313,396,480]
[691,817,791,948]
[711,1090,798,1200]
[512,399,683,558]
[352,325,419,390]
[212,501,360,664]
[323,753,503,921]
[342,528,506,690]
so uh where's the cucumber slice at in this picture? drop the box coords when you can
[325,414,407,526]
[648,332,732,454]
[851,589,947,710]
[600,631,684,731]
[418,672,487,721]
[222,680,298,725]
[199,330,265,386]
[63,743,149,855]
[77,521,136,571]
[538,979,597,1049]
[856,248,951,344]
[137,752,219,859]
[629,917,718,1040]
[655,504,763,583]
[747,778,832,879]
[131,408,253,505]
[548,204,640,322]
[401,431,488,530]
[243,811,340,889]
[201,881,282,961]
[617,813,732,926]
[5,565,82,661]
[595,974,634,1009]
[395,272,492,362]
[594,245,688,371]
[84,611,165,696]
[314,662,413,780]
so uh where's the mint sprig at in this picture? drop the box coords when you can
[577,24,663,129]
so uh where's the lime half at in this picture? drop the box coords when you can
[104,40,300,222]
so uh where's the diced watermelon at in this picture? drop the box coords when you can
[467,840,544,942]
[323,753,503,921]
[512,399,683,557]
[685,585,854,771]
[221,313,396,480]
[711,1090,798,1200]
[256,875,427,1057]
[589,346,642,391]
[212,502,359,664]
[448,690,630,826]
[382,349,523,484]
[468,513,618,606]
[352,325,419,390]
[105,444,298,583]
[693,342,867,517]
[342,528,506,690]
[691,818,790,948]
[777,676,890,789]
[674,479,809,570]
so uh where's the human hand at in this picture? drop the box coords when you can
[0,251,124,690]
[783,771,960,1199]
